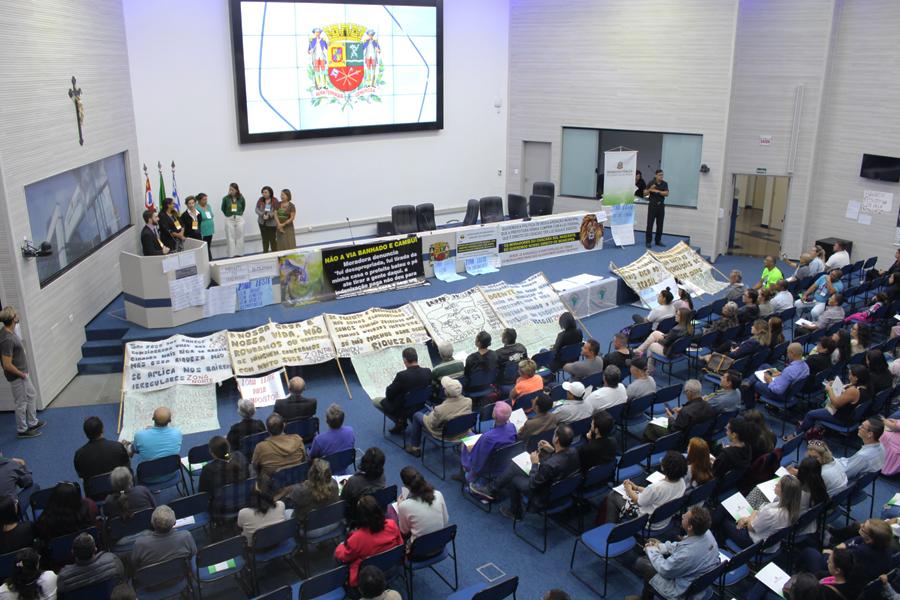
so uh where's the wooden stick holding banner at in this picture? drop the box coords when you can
[323,314,353,400]
[117,346,128,434]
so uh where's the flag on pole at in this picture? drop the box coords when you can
[158,169,167,212]
[170,161,181,212]
[143,170,154,211]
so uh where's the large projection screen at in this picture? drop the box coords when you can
[230,0,443,143]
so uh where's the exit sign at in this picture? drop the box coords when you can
[756,168,767,175]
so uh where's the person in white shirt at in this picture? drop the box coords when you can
[396,467,448,544]
[825,241,850,270]
[787,440,848,495]
[585,365,627,413]
[606,451,687,530]
[632,289,676,329]
[836,418,885,480]
[553,381,594,424]
[237,475,286,543]
[0,548,57,600]
[720,474,801,552]
[769,279,794,313]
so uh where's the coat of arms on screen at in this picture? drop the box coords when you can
[308,24,384,110]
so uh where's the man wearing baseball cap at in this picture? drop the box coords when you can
[553,381,594,424]
[405,376,472,457]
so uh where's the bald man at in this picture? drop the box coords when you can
[128,406,183,466]
[274,376,317,421]
[741,342,809,410]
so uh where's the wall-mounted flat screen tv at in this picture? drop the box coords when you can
[860,153,900,183]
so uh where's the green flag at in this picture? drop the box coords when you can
[158,171,167,212]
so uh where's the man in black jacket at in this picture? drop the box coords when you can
[372,347,432,434]
[274,377,317,422]
[643,379,715,442]
[73,416,130,486]
[476,424,580,520]
[496,328,528,385]
[140,210,168,256]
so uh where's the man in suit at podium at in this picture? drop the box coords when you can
[140,209,169,256]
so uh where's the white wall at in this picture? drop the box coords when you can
[123,0,509,254]
[721,0,839,258]
[805,0,900,269]
[0,0,141,406]
[506,0,739,255]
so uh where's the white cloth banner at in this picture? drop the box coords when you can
[411,287,505,346]
[236,371,289,408]
[480,273,567,327]
[272,317,336,366]
[120,384,220,441]
[649,242,728,296]
[351,343,433,400]
[326,305,431,358]
[613,254,678,310]
[125,332,233,392]
[498,212,605,265]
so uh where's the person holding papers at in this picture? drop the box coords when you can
[606,451,687,529]
[719,474,801,552]
[789,364,869,440]
[643,379,715,443]
[742,342,809,410]
[405,377,472,458]
[629,506,720,600]
[457,402,516,489]
[472,425,579,521]
[553,381,594,424]
[795,269,844,320]
[794,293,845,336]
[517,394,558,443]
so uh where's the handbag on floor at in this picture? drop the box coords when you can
[705,352,735,375]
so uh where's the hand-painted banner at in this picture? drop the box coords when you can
[120,384,220,441]
[227,325,281,376]
[125,332,233,392]
[649,242,728,296]
[411,287,505,347]
[612,254,678,310]
[272,317,336,366]
[498,212,606,265]
[236,370,288,408]
[351,342,434,400]
[325,305,430,358]
[480,273,567,327]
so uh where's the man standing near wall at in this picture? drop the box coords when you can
[0,308,44,438]
[644,169,669,248]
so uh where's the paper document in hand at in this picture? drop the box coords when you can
[509,409,527,431]
[646,471,665,484]
[756,478,779,503]
[775,466,790,478]
[795,318,815,328]
[755,369,769,383]
[755,562,790,598]
[888,492,900,506]
[721,492,754,521]
[650,416,668,429]
[333,475,352,492]
[719,552,730,564]
[612,483,627,497]
[462,434,482,450]
[511,451,532,475]
[174,515,195,528]
[831,376,844,397]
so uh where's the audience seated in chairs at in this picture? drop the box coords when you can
[125,406,183,466]
[845,292,889,325]
[57,531,124,595]
[103,466,155,519]
[738,289,760,325]
[517,394,559,442]
[795,269,844,320]
[643,379,715,442]
[634,307,694,373]
[631,289,676,329]
[341,447,387,523]
[835,417,885,480]
[770,279,794,313]
[585,366,627,413]
[509,359,544,410]
[358,565,402,600]
[795,293,845,336]
[251,413,307,478]
[0,497,32,556]
[226,399,266,450]
[705,301,740,338]
[238,474,286,543]
[723,270,747,303]
[684,438,714,489]
[743,409,777,460]
[606,451,687,529]
[464,331,499,382]
[578,411,617,472]
[801,518,893,586]
[717,473,801,552]
[789,364,870,439]
[372,347,432,435]
[406,376,472,458]
[0,548,56,600]
[274,376,317,422]
[34,482,96,546]
[553,381,594,424]
[198,435,251,497]
[563,339,604,381]
[625,357,656,402]
[131,505,196,573]
[551,312,583,370]
[704,370,742,414]
[496,328,528,383]
[458,402,516,489]
[741,342,809,410]
[0,455,31,502]
[603,333,634,371]
[334,495,403,589]
[397,467,449,543]
[309,403,356,461]
[866,349,892,396]
[711,417,753,478]
[73,416,129,483]
[787,439,847,495]
[289,458,339,531]
[431,341,464,389]
[629,506,720,600]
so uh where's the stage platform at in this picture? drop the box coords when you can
[79,231,707,374]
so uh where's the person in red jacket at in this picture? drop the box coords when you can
[334,495,403,588]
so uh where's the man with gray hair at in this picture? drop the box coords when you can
[431,341,464,387]
[724,270,746,302]
[783,251,814,282]
[584,365,627,413]
[406,376,473,457]
[58,532,124,593]
[643,379,714,442]
[274,376,317,422]
[309,403,355,464]
[131,505,197,572]
[226,398,266,449]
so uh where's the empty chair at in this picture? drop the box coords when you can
[532,181,555,199]
[195,535,247,599]
[416,203,436,232]
[133,555,194,600]
[462,199,479,225]
[294,564,349,600]
[507,194,528,219]
[447,575,518,600]
[528,194,553,217]
[479,196,504,224]
[391,204,418,234]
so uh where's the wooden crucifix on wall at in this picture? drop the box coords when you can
[68,76,84,146]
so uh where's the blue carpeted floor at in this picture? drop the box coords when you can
[9,234,900,599]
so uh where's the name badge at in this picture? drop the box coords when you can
[174,221,182,230]
[192,220,198,230]
[231,202,238,212]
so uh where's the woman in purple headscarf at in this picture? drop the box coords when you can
[459,402,516,490]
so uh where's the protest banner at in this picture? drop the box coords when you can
[603,150,638,246]
[456,226,499,260]
[236,370,289,408]
[119,384,220,440]
[325,305,430,358]
[612,253,678,310]
[237,277,276,310]
[481,273,567,327]
[227,324,281,376]
[279,250,333,307]
[498,212,605,265]
[351,343,433,400]
[124,331,233,392]
[271,317,336,366]
[649,241,728,296]
[322,236,425,299]
[411,287,505,346]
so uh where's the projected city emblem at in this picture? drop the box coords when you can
[308,23,384,110]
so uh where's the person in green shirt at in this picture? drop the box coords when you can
[197,193,215,261]
[431,341,464,403]
[221,182,246,257]
[754,255,784,290]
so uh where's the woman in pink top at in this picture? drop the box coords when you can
[881,416,900,476]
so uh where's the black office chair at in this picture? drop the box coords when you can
[391,204,418,234]
[529,194,553,216]
[462,199,479,225]
[532,181,555,199]
[479,196,504,223]
[507,194,527,219]
[416,203,436,232]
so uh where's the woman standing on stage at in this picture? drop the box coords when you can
[221,182,246,257]
[158,197,185,253]
[276,189,297,251]
[197,193,214,261]
[180,195,203,242]
[256,186,278,253]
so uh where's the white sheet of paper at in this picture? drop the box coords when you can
[646,471,665,484]
[719,552,730,564]
[721,492,754,521]
[511,451,532,475]
[831,376,844,397]
[858,212,873,226]
[612,483,627,497]
[755,562,790,598]
[845,200,861,220]
[162,255,180,274]
[650,416,669,429]
[462,433,482,450]
[795,318,815,328]
[333,475,352,492]
[567,273,603,286]
[887,492,900,506]
[757,478,779,503]
[755,369,770,383]
[509,409,527,431]
[775,466,790,478]
[174,515,195,528]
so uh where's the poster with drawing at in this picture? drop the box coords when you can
[351,343,433,400]
[119,384,220,441]
[411,287,504,346]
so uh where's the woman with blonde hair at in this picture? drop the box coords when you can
[685,437,713,488]
[722,474,801,552]
[509,359,543,411]
[794,440,847,494]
